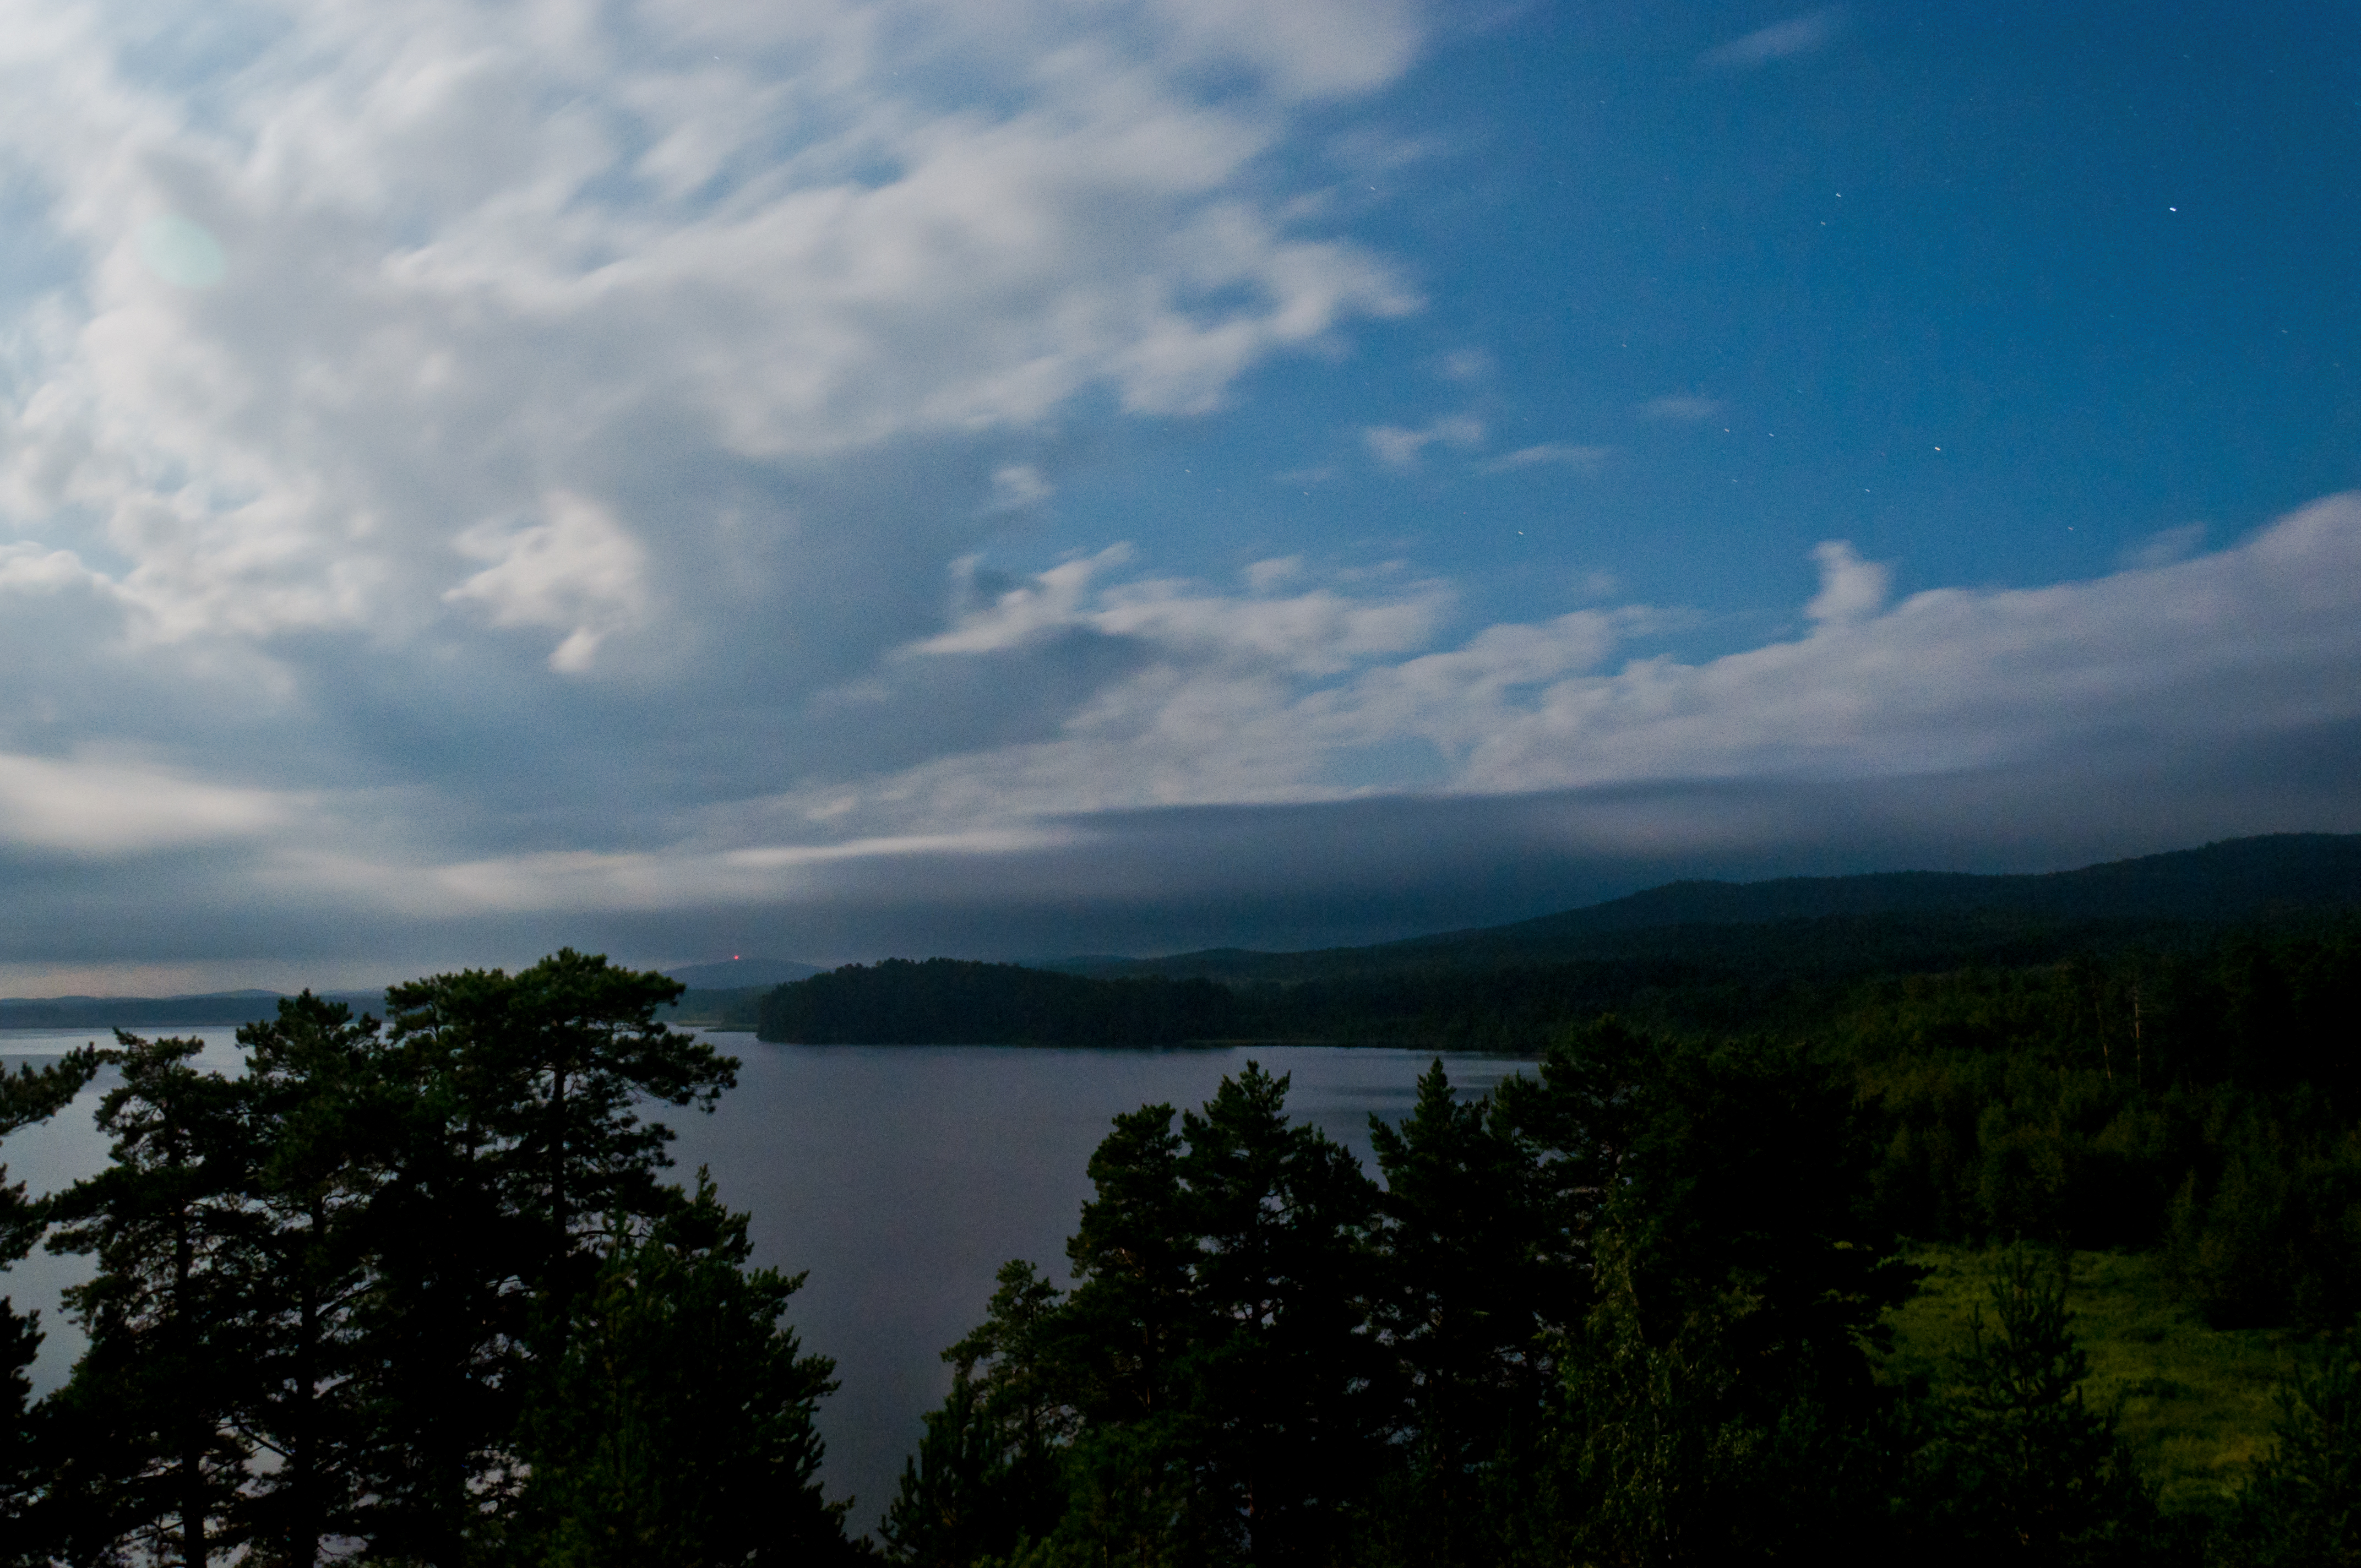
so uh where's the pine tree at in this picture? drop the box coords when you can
[2218,1322,2360,1566]
[1908,1250,2159,1564]
[1172,1063,1387,1565]
[902,1066,1392,1568]
[353,949,742,1560]
[1058,1103,1195,1430]
[1364,1060,1560,1566]
[43,1033,257,1566]
[0,1048,98,1562]
[383,947,737,1313]
[232,993,394,1564]
[882,1261,1070,1567]
[508,1172,850,1566]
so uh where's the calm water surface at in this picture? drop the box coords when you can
[0,1030,1530,1532]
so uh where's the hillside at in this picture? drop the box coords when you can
[1038,833,2361,984]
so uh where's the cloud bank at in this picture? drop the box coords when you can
[0,0,2353,981]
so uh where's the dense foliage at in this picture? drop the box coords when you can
[1829,922,2361,1329]
[879,1030,2202,1566]
[0,951,856,1567]
[759,959,1237,1046]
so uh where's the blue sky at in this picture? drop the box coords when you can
[0,0,2357,990]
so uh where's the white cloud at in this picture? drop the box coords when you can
[742,494,2361,837]
[8,496,2358,949]
[1700,9,1847,72]
[1243,556,1304,593]
[1640,395,1723,422]
[985,464,1054,512]
[1438,347,1493,382]
[1363,413,1484,469]
[2121,522,2206,570]
[1803,540,1890,625]
[1146,0,1422,100]
[266,826,1082,918]
[1458,494,2361,791]
[0,0,1420,667]
[1481,442,1610,475]
[0,0,2351,961]
[446,493,650,671]
[0,750,291,854]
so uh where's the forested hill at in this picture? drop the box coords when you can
[752,834,2361,1047]
[1040,832,2361,984]
[757,958,1232,1046]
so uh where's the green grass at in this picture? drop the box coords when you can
[1882,1246,2305,1514]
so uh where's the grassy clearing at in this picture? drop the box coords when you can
[1882,1246,2305,1514]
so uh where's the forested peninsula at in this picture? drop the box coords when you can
[1,835,2355,1563]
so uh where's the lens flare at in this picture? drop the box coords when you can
[135,216,226,288]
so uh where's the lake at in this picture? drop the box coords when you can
[0,1029,1531,1534]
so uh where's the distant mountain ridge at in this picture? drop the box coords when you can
[661,957,823,989]
[0,962,822,1032]
[1040,834,2361,984]
[0,990,385,1032]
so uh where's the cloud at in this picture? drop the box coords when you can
[1438,347,1493,383]
[1363,413,1484,469]
[0,0,1421,675]
[984,464,1055,513]
[912,547,1136,656]
[0,750,292,855]
[1146,0,1422,100]
[445,493,650,672]
[1700,9,1847,72]
[1481,443,1611,475]
[1803,540,1890,625]
[1244,556,1305,592]
[0,0,1432,923]
[746,493,2361,835]
[12,487,2361,973]
[1452,495,2361,793]
[2121,522,2206,570]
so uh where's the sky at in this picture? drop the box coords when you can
[0,0,2357,992]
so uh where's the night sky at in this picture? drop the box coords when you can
[0,0,2357,990]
